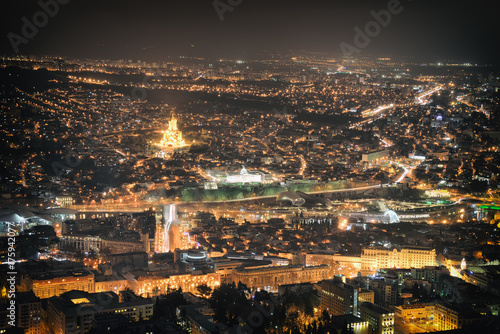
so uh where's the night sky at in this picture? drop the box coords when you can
[1,0,498,63]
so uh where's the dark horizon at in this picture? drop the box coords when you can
[1,0,499,64]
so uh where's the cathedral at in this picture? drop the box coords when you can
[154,115,190,158]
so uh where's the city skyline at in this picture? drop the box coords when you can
[0,0,499,64]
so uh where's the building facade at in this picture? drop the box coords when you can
[371,281,398,308]
[59,235,102,253]
[46,291,153,334]
[434,304,483,331]
[21,270,95,299]
[395,303,434,322]
[0,291,42,334]
[359,302,394,334]
[358,289,375,303]
[320,279,358,316]
[131,272,220,297]
[361,247,436,275]
[232,265,333,292]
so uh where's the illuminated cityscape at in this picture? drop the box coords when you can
[1,1,500,334]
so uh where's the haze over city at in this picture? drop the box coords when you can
[1,0,499,63]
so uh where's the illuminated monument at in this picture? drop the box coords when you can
[207,166,273,185]
[154,115,190,158]
[155,204,181,253]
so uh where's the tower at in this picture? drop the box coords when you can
[169,115,178,132]
[155,204,181,253]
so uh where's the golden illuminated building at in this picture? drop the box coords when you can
[213,258,244,283]
[395,303,434,322]
[307,249,436,277]
[434,304,483,331]
[18,260,218,302]
[21,270,95,299]
[76,271,219,297]
[154,114,189,158]
[94,277,129,293]
[361,247,436,275]
[306,254,362,277]
[133,272,220,296]
[232,265,333,292]
[55,195,73,208]
[358,289,375,303]
[359,302,394,334]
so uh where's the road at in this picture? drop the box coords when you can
[72,162,412,212]
[350,85,443,130]
[395,318,428,334]
[416,86,443,104]
[457,94,490,118]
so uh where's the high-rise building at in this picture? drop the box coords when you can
[371,281,398,308]
[328,315,370,334]
[434,304,483,331]
[155,204,180,253]
[320,278,358,316]
[358,289,375,303]
[46,290,153,334]
[359,302,394,334]
[0,291,42,334]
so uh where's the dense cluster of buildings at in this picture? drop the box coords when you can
[1,54,498,211]
[0,53,500,333]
